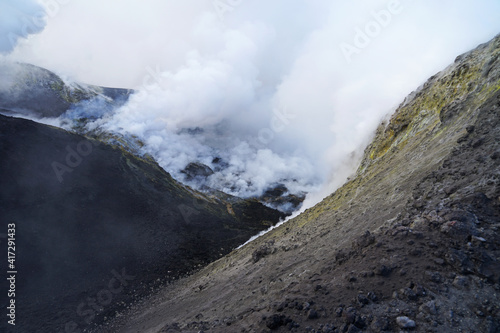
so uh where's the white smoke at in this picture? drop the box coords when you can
[6,0,500,210]
[0,0,46,54]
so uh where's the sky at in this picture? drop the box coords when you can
[2,0,500,211]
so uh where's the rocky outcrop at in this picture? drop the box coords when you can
[181,164,306,213]
[0,115,284,333]
[257,183,306,214]
[95,34,500,332]
[181,162,215,182]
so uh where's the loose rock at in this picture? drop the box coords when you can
[396,316,416,329]
[375,265,392,276]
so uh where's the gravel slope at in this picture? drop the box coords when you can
[94,34,500,333]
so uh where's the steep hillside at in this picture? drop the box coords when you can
[0,62,131,118]
[0,115,284,333]
[97,35,500,332]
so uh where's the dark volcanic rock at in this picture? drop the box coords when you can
[258,183,306,214]
[181,162,215,181]
[252,241,275,263]
[396,316,416,329]
[375,264,392,276]
[0,115,284,333]
[0,62,131,118]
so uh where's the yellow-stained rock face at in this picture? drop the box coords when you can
[366,35,500,162]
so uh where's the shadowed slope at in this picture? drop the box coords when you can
[0,115,284,333]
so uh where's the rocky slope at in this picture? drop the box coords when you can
[0,115,284,333]
[0,62,131,118]
[95,35,500,332]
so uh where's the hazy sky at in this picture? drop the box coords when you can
[2,0,500,209]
